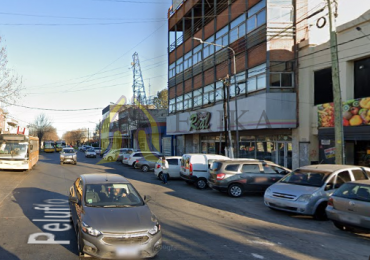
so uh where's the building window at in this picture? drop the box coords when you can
[203,84,215,105]
[247,0,266,34]
[183,51,192,71]
[169,63,175,78]
[183,92,192,110]
[193,89,202,107]
[247,63,266,92]
[268,6,293,23]
[270,72,293,88]
[203,36,215,59]
[215,81,224,101]
[176,95,183,111]
[314,67,333,105]
[215,26,229,52]
[230,71,246,97]
[176,57,184,74]
[354,57,370,99]
[193,45,202,65]
[230,15,246,43]
[169,98,175,113]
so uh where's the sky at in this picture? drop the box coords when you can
[0,0,172,138]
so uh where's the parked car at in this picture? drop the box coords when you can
[264,164,370,220]
[180,154,229,189]
[85,148,97,158]
[126,151,162,168]
[135,154,162,172]
[326,179,370,232]
[68,174,162,258]
[117,148,134,162]
[103,149,120,161]
[81,145,93,152]
[154,156,182,180]
[60,147,77,165]
[208,159,291,197]
[93,147,102,155]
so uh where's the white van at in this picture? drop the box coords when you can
[180,154,229,189]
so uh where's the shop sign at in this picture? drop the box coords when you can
[321,140,330,145]
[318,96,370,127]
[189,112,211,131]
[324,147,335,159]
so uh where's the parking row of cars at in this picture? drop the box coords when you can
[118,152,370,234]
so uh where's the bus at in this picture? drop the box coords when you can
[44,141,55,153]
[55,140,66,152]
[0,134,39,171]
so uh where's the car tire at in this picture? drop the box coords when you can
[142,165,149,172]
[196,178,207,189]
[228,184,243,197]
[108,156,113,162]
[158,173,163,181]
[74,161,77,165]
[132,162,136,168]
[313,203,328,220]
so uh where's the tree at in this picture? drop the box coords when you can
[43,126,59,141]
[0,37,23,105]
[62,128,86,146]
[30,114,53,143]
[153,89,168,109]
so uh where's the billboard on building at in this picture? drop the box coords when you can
[317,97,370,127]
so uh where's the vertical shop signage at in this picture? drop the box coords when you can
[189,112,211,131]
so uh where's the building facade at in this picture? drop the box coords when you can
[166,0,307,169]
[297,5,370,167]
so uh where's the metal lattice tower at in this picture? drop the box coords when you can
[131,52,147,105]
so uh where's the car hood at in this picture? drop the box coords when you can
[269,183,320,196]
[82,204,156,233]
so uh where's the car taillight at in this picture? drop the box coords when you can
[328,197,334,207]
[156,164,161,169]
[217,173,226,180]
[189,163,193,176]
[136,160,139,163]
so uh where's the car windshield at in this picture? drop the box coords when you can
[279,169,331,187]
[0,141,28,159]
[87,148,95,152]
[84,183,144,207]
[64,149,74,153]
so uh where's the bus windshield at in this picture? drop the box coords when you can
[0,141,28,159]
[45,143,54,149]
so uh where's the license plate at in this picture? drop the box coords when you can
[116,247,140,257]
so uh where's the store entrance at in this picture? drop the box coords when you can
[354,141,370,166]
[201,141,227,155]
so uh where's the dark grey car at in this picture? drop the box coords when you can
[68,174,162,259]
[136,154,162,172]
[60,148,77,165]
[208,159,291,197]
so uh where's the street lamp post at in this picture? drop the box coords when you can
[193,37,239,158]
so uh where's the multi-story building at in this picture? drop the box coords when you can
[166,0,307,169]
[297,2,370,167]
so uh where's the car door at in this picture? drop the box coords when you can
[262,164,286,190]
[167,159,179,178]
[240,163,265,192]
[70,178,82,228]
[325,171,352,196]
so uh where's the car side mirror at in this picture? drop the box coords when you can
[144,195,152,203]
[69,196,78,204]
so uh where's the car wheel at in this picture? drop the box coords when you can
[313,203,328,220]
[158,173,163,181]
[196,178,207,189]
[108,156,113,162]
[142,165,149,172]
[132,162,136,168]
[77,230,84,257]
[228,184,243,197]
[74,161,77,165]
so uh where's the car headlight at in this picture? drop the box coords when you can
[148,224,160,235]
[297,194,312,203]
[265,188,272,197]
[82,222,102,237]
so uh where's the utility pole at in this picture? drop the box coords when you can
[222,78,228,157]
[221,75,234,158]
[88,128,89,145]
[327,0,344,164]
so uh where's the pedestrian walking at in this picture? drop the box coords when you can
[161,156,169,184]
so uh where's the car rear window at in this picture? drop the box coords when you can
[334,183,370,202]
[352,169,368,180]
[225,164,240,172]
[168,159,178,165]
[210,162,223,171]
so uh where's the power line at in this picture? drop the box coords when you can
[2,101,103,111]
[0,21,165,26]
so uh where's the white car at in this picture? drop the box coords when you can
[122,152,133,165]
[85,148,97,158]
[154,156,182,180]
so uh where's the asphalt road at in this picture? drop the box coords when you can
[0,151,369,260]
